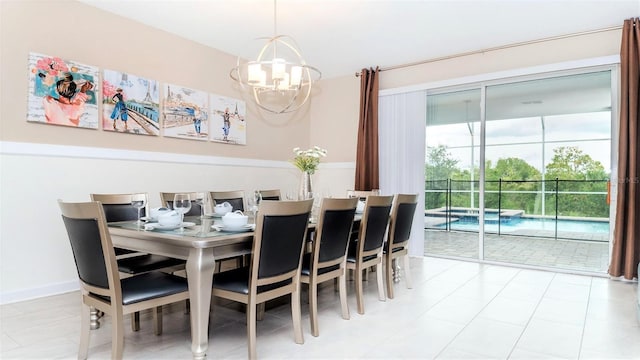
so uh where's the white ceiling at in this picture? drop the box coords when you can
[80,0,639,80]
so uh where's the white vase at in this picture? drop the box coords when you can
[299,171,313,200]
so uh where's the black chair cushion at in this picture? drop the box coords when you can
[383,246,406,255]
[392,203,417,244]
[115,247,137,256]
[261,196,280,201]
[62,216,109,289]
[347,253,378,264]
[257,213,309,279]
[317,208,356,263]
[117,254,186,274]
[362,205,392,252]
[102,203,145,222]
[300,253,340,277]
[212,267,292,294]
[215,197,245,212]
[94,272,188,305]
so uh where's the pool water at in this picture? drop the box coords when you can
[443,217,610,234]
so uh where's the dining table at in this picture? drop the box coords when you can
[106,211,363,359]
[108,216,254,360]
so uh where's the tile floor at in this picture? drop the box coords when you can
[1,257,639,359]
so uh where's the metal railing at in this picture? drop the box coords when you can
[425,178,610,241]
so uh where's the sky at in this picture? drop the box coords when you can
[426,111,612,174]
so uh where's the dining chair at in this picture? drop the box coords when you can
[90,193,187,331]
[346,189,380,201]
[210,190,245,212]
[257,189,281,200]
[211,199,314,359]
[159,191,207,217]
[346,195,393,314]
[58,200,190,359]
[384,194,418,299]
[300,197,358,337]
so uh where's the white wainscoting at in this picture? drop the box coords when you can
[0,141,355,304]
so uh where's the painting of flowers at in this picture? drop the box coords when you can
[102,69,160,136]
[210,94,246,145]
[27,52,99,128]
[162,84,209,141]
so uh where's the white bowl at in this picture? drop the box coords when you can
[149,207,171,220]
[222,211,248,228]
[214,202,232,215]
[158,211,181,226]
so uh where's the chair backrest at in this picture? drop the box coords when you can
[252,199,313,284]
[58,200,120,299]
[258,189,281,201]
[90,193,148,222]
[358,195,393,254]
[388,194,418,249]
[313,198,358,268]
[347,189,380,201]
[159,192,206,217]
[210,190,245,212]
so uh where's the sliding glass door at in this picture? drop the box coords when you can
[425,68,614,273]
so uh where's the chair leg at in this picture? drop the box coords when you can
[131,311,140,332]
[291,282,304,345]
[376,262,386,302]
[403,255,413,289]
[256,303,265,321]
[338,274,350,320]
[385,256,395,299]
[79,302,90,360]
[153,306,163,335]
[355,265,365,314]
[184,299,190,315]
[309,280,319,337]
[247,303,257,360]
[112,308,124,360]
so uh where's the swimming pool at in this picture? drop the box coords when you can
[439,217,610,234]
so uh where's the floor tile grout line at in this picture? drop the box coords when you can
[505,272,557,359]
[431,265,522,359]
[576,277,593,360]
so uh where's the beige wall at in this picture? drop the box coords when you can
[0,0,623,302]
[0,0,311,160]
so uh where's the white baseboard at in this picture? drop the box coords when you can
[0,280,79,305]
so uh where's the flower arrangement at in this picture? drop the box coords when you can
[291,146,327,174]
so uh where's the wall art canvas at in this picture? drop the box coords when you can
[162,84,209,141]
[27,52,99,128]
[102,69,160,136]
[210,94,246,145]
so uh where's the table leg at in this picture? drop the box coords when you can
[186,248,216,360]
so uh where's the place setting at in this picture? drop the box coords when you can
[212,210,255,233]
[144,194,197,231]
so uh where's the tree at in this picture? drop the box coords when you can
[425,146,460,210]
[545,146,609,217]
[545,146,608,181]
[425,145,459,180]
[485,158,542,214]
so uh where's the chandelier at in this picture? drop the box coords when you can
[230,0,321,114]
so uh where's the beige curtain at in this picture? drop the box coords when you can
[609,17,640,280]
[355,67,380,191]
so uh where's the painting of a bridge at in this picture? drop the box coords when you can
[102,69,159,136]
[162,84,209,141]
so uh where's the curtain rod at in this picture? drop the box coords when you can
[355,25,623,77]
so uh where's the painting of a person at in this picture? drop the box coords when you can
[42,72,94,126]
[110,88,128,131]
[222,107,231,141]
[193,108,202,136]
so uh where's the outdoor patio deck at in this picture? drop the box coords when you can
[424,229,609,274]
